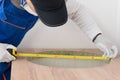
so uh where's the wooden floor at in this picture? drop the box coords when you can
[11,49,120,80]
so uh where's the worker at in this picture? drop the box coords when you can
[0,0,118,80]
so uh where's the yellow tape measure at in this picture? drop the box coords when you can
[11,49,110,60]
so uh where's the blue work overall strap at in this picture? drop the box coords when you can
[0,0,7,20]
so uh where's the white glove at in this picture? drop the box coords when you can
[94,35,118,58]
[0,43,17,62]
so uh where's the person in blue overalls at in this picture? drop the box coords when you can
[0,0,118,80]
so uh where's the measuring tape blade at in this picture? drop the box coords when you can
[12,49,110,60]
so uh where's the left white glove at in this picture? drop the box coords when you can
[94,35,118,58]
[0,43,17,62]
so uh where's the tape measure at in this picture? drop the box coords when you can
[10,49,110,60]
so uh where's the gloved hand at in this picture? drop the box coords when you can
[0,43,17,62]
[94,35,118,58]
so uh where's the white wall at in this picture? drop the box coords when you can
[78,0,120,51]
[18,0,120,50]
[117,0,120,52]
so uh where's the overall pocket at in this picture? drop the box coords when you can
[0,12,28,42]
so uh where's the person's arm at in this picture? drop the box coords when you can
[21,0,38,16]
[0,43,17,62]
[67,0,102,41]
[26,0,36,12]
[67,0,118,58]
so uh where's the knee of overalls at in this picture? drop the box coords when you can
[0,62,10,73]
[0,63,12,80]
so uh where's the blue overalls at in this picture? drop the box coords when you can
[0,0,38,80]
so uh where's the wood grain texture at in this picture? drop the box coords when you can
[11,49,120,80]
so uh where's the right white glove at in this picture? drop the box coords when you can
[0,43,17,62]
[94,35,118,58]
